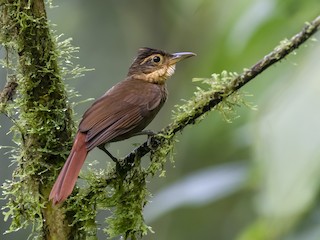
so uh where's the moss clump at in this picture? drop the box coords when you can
[105,162,151,239]
[172,70,256,127]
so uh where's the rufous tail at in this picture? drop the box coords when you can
[49,132,88,205]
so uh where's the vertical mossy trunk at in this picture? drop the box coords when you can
[0,0,83,239]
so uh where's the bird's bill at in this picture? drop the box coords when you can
[169,52,196,65]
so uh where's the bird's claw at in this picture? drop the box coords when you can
[147,134,161,150]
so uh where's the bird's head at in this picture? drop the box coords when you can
[127,47,196,84]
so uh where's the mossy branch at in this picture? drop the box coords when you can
[71,15,320,239]
[124,15,320,165]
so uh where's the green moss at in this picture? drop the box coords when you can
[66,158,151,239]
[148,134,176,177]
[172,70,256,126]
[105,163,151,239]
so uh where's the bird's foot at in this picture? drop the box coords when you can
[147,134,162,150]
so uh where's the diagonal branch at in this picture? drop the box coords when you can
[72,15,320,238]
[124,15,320,165]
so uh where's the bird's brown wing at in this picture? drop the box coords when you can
[79,79,166,150]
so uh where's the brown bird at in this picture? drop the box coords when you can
[49,47,195,204]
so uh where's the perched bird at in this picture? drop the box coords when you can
[49,47,195,204]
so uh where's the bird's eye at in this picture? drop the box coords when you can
[152,55,161,63]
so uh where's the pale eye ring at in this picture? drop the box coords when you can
[152,55,161,63]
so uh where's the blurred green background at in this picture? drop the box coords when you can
[1,0,320,239]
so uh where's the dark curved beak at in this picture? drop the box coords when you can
[169,52,196,65]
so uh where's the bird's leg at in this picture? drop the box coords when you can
[98,145,119,163]
[98,130,156,163]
